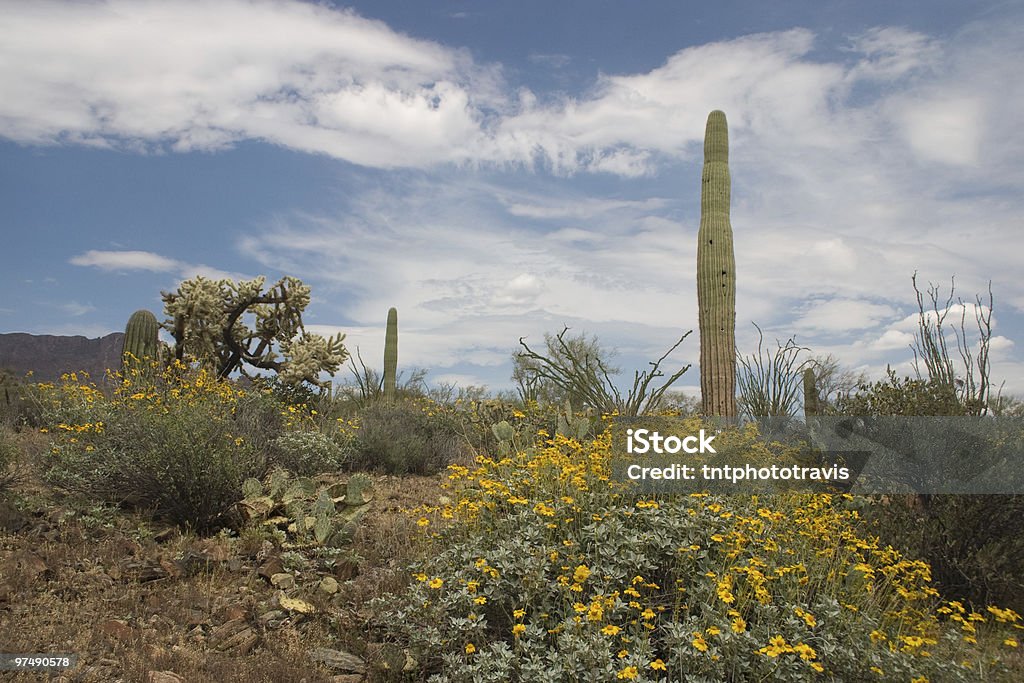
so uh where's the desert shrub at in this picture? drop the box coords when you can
[375,420,1020,682]
[860,495,1024,615]
[452,397,566,458]
[0,371,45,429]
[270,429,350,476]
[350,398,466,475]
[831,369,970,417]
[0,428,21,496]
[831,371,1024,612]
[40,362,274,531]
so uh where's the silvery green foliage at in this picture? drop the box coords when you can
[272,430,348,476]
[162,275,347,387]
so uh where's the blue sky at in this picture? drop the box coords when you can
[2,0,1023,397]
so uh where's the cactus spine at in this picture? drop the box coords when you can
[383,307,398,402]
[696,110,737,417]
[122,309,159,367]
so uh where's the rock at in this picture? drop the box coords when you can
[0,499,27,533]
[6,550,49,582]
[210,618,258,655]
[147,672,185,683]
[319,576,339,594]
[331,676,364,683]
[218,604,247,623]
[175,550,218,577]
[310,647,366,674]
[98,618,135,643]
[257,556,284,582]
[270,572,295,589]
[257,610,286,627]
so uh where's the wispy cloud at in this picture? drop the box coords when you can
[70,250,180,272]
[60,301,97,317]
[69,249,245,283]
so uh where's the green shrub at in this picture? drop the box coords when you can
[350,398,465,475]
[831,370,1024,612]
[374,421,1020,682]
[270,429,350,476]
[830,368,970,417]
[41,362,273,531]
[861,495,1024,615]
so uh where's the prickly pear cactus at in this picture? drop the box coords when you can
[696,110,737,417]
[491,420,517,457]
[237,468,372,549]
[383,307,398,403]
[122,309,159,367]
[555,400,590,441]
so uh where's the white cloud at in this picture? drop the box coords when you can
[894,96,983,165]
[69,250,180,272]
[60,301,97,317]
[793,299,897,334]
[492,274,544,307]
[7,3,1023,394]
[0,0,495,167]
[869,329,915,351]
[69,249,247,283]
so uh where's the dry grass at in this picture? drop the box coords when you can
[0,435,447,682]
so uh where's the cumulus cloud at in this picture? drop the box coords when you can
[4,3,1020,180]
[0,0,495,167]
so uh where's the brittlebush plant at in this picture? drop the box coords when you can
[38,361,280,531]
[377,417,1022,682]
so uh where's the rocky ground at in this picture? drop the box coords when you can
[0,463,443,683]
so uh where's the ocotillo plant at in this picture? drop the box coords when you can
[383,307,398,402]
[697,110,737,417]
[122,309,159,367]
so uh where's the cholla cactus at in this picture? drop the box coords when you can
[696,110,737,417]
[162,275,347,386]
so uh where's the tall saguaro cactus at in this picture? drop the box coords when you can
[696,110,737,417]
[122,309,159,367]
[383,307,398,403]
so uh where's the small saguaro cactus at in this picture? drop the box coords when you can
[803,367,820,419]
[696,110,738,418]
[122,309,160,367]
[383,307,398,403]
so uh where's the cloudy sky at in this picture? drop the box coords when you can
[2,0,1022,397]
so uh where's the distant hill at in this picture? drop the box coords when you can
[0,332,124,383]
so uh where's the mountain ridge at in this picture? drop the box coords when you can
[0,332,125,383]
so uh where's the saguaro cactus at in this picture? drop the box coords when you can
[383,307,398,402]
[696,110,737,417]
[122,309,159,366]
[803,367,820,419]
